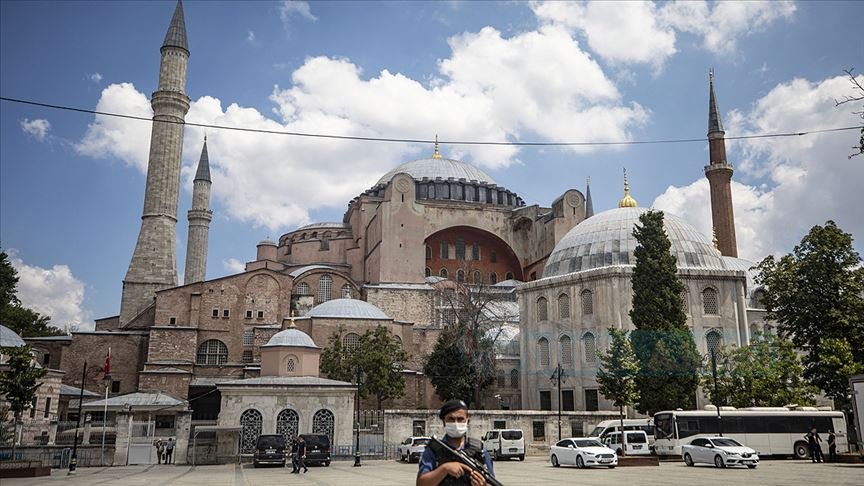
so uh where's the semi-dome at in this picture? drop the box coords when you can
[0,324,26,348]
[543,207,724,278]
[305,298,390,320]
[376,157,497,187]
[264,328,318,348]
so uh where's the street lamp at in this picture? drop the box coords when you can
[353,367,364,467]
[550,363,565,442]
[68,361,87,474]
[702,349,728,436]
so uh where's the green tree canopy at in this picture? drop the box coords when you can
[754,221,864,405]
[0,249,66,337]
[0,344,48,456]
[597,328,640,455]
[423,326,478,406]
[629,210,699,414]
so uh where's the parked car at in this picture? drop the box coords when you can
[682,437,759,468]
[300,434,331,466]
[588,418,655,450]
[399,437,431,463]
[550,437,617,469]
[253,434,287,468]
[482,429,525,461]
[603,431,652,456]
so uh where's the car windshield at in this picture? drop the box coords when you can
[626,433,647,443]
[575,439,604,448]
[588,427,604,437]
[413,438,430,446]
[501,431,522,440]
[302,435,330,447]
[256,436,284,448]
[712,438,743,448]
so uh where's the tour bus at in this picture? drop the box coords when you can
[652,407,848,458]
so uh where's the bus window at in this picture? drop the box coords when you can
[653,414,675,439]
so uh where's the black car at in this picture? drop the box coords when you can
[253,434,287,467]
[300,434,331,466]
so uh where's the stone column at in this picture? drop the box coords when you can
[113,411,133,466]
[173,411,192,465]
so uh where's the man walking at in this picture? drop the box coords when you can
[165,437,175,464]
[296,436,308,473]
[827,430,837,463]
[806,427,823,463]
[156,439,164,465]
[290,437,300,473]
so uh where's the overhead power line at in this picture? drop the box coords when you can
[2,95,861,147]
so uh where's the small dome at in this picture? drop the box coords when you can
[488,325,520,356]
[544,207,724,278]
[0,325,26,348]
[264,328,318,348]
[375,158,497,187]
[306,298,390,320]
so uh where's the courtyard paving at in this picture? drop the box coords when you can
[4,457,862,485]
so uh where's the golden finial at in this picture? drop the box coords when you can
[432,134,442,159]
[289,310,296,328]
[712,228,719,250]
[618,168,638,208]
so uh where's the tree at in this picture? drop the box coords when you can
[0,249,66,337]
[704,332,818,408]
[0,250,19,308]
[596,328,639,456]
[834,68,864,158]
[754,221,864,408]
[0,345,48,458]
[423,326,477,406]
[319,325,409,409]
[629,210,700,414]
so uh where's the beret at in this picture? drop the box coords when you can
[439,399,468,419]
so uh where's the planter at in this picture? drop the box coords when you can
[616,455,660,467]
[0,461,52,478]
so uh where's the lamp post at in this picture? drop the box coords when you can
[68,361,87,474]
[353,367,363,467]
[703,349,725,436]
[550,363,565,441]
[100,374,111,466]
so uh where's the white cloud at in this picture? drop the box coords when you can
[222,258,247,274]
[75,82,152,172]
[7,250,90,331]
[279,1,317,24]
[247,31,256,43]
[87,72,103,83]
[654,74,864,261]
[20,118,51,141]
[79,21,647,232]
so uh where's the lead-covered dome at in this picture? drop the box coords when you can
[264,328,318,348]
[543,207,724,278]
[376,157,497,186]
[0,324,26,348]
[306,298,390,320]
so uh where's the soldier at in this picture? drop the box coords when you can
[416,399,495,486]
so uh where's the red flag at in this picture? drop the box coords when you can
[104,347,111,376]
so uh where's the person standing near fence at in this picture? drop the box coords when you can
[165,437,175,464]
[156,439,164,464]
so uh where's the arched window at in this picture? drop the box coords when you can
[343,332,360,353]
[276,409,299,443]
[505,272,514,281]
[393,335,402,348]
[425,245,432,261]
[341,284,352,299]
[706,329,722,356]
[312,409,335,442]
[560,335,572,365]
[318,275,333,303]
[240,409,262,453]
[472,271,482,284]
[510,369,519,388]
[752,289,766,309]
[296,282,310,296]
[456,238,465,260]
[497,370,505,388]
[489,272,497,284]
[537,297,548,321]
[581,290,593,315]
[457,270,465,283]
[440,241,450,259]
[425,267,432,277]
[702,287,719,315]
[681,290,689,314]
[286,355,298,374]
[538,338,550,367]
[583,332,596,363]
[558,293,570,319]
[196,339,228,365]
[440,268,449,279]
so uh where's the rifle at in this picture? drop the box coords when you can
[428,436,504,486]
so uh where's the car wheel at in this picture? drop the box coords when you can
[576,455,585,469]
[253,461,259,468]
[616,448,623,457]
[325,461,331,467]
[793,441,810,460]
[747,464,757,469]
[551,454,560,467]
[684,453,694,467]
[714,455,726,468]
[608,466,616,469]
[519,454,525,461]
[494,450,499,461]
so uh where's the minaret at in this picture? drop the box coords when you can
[704,69,738,257]
[184,138,212,285]
[120,0,191,325]
[585,176,594,218]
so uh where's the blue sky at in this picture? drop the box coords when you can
[1,1,862,330]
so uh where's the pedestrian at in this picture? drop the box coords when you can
[156,439,164,465]
[416,399,495,486]
[290,437,300,473]
[827,430,837,463]
[296,436,308,474]
[165,437,175,464]
[805,427,823,463]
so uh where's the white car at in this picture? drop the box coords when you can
[482,429,525,461]
[682,437,760,468]
[603,431,652,456]
[398,436,431,463]
[550,437,618,469]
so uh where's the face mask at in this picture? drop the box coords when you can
[445,422,469,438]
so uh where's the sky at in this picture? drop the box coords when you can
[1,1,862,331]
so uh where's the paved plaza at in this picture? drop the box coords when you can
[4,457,862,486]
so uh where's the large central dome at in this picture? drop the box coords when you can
[376,157,497,186]
[543,207,724,278]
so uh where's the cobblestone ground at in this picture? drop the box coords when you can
[4,457,862,486]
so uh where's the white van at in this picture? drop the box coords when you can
[481,429,525,461]
[604,431,652,456]
[588,419,655,449]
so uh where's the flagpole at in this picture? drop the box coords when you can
[101,347,110,466]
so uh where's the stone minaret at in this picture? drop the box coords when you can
[120,0,191,325]
[184,138,212,285]
[704,69,738,257]
[584,177,594,218]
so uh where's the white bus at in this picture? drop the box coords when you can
[653,408,848,458]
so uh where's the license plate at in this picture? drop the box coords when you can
[266,448,275,453]
[634,445,642,449]
[509,448,517,452]
[600,459,612,463]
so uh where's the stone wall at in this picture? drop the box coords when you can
[365,286,435,327]
[58,332,149,397]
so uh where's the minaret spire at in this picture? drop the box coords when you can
[708,68,724,134]
[184,139,213,285]
[584,176,594,218]
[163,0,189,54]
[704,69,738,257]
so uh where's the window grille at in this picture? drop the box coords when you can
[581,290,593,315]
[222,309,230,318]
[242,350,253,363]
[318,274,332,303]
[312,409,335,442]
[343,333,360,352]
[681,290,689,314]
[212,309,219,318]
[296,282,310,295]
[510,369,519,388]
[537,297,548,321]
[341,284,352,299]
[441,241,450,259]
[702,288,719,315]
[583,333,596,363]
[277,409,299,442]
[455,238,465,260]
[240,409,262,453]
[440,268,448,279]
[286,355,297,374]
[472,243,480,260]
[706,330,722,356]
[243,330,254,345]
[246,310,253,319]
[196,339,228,365]
[558,293,570,319]
[256,310,264,319]
[538,338,550,367]
[560,335,572,365]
